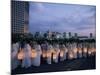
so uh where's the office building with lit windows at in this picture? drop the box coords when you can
[11,1,29,33]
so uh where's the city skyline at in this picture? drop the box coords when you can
[29,2,96,36]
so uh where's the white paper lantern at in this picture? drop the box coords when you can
[31,49,37,58]
[46,51,52,58]
[42,50,47,58]
[73,48,77,53]
[65,48,68,53]
[68,52,74,59]
[78,48,82,54]
[91,48,96,53]
[83,48,87,53]
[17,49,24,60]
[60,50,64,57]
[53,52,57,59]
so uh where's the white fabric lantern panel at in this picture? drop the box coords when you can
[60,50,64,58]
[73,48,78,59]
[31,49,37,58]
[17,49,24,60]
[12,43,20,70]
[68,51,74,59]
[46,50,52,58]
[83,48,87,53]
[52,50,59,63]
[91,48,96,53]
[53,51,57,60]
[21,44,32,68]
[78,48,82,54]
[42,50,47,58]
[73,48,78,53]
[78,48,82,58]
[83,47,87,57]
[46,50,52,64]
[88,48,92,55]
[65,48,68,53]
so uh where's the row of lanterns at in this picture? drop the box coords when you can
[12,42,96,70]
[17,44,96,61]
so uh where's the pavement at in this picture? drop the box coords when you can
[12,56,96,75]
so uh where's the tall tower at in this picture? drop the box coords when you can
[90,33,93,38]
[74,33,78,38]
[11,1,29,33]
[68,32,72,38]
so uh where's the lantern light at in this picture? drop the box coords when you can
[88,48,92,55]
[60,50,64,57]
[46,50,52,58]
[73,48,77,53]
[42,50,47,58]
[17,49,24,60]
[68,52,74,59]
[78,48,82,54]
[83,48,87,53]
[31,49,37,58]
[53,52,57,59]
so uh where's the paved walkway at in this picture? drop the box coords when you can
[12,56,95,75]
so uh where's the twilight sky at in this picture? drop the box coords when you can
[29,2,96,36]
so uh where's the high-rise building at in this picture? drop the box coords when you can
[68,32,72,38]
[63,32,67,38]
[11,1,29,33]
[74,33,78,38]
[90,33,93,38]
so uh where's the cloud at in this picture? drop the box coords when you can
[29,2,96,36]
[30,2,44,13]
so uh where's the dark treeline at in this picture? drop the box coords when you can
[11,33,96,44]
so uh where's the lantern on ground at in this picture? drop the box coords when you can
[87,48,92,56]
[68,51,74,59]
[73,48,78,59]
[60,50,64,57]
[78,48,82,54]
[73,48,77,53]
[83,48,87,53]
[53,51,57,59]
[88,50,92,55]
[65,48,68,53]
[17,49,24,60]
[46,50,52,58]
[91,48,96,53]
[31,49,37,58]
[42,50,47,58]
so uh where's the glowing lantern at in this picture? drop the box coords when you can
[83,48,87,53]
[51,49,54,53]
[39,50,42,55]
[53,48,59,55]
[91,48,96,53]
[87,48,92,55]
[31,49,37,58]
[91,48,96,56]
[68,52,74,59]
[73,48,77,53]
[78,48,82,54]
[60,50,64,57]
[53,52,57,59]
[88,51,91,55]
[17,49,24,60]
[65,48,68,53]
[42,50,46,58]
[46,50,51,58]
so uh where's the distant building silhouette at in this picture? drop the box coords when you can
[74,33,78,38]
[68,32,72,38]
[90,33,93,38]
